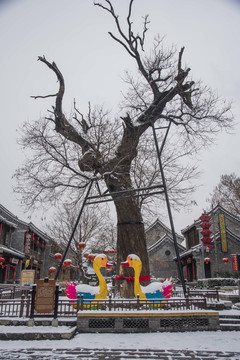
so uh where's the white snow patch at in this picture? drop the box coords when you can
[75,284,100,295]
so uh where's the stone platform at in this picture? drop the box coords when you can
[77,311,220,333]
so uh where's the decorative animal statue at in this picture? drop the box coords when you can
[121,254,173,299]
[65,254,112,307]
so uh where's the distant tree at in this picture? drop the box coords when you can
[15,0,233,296]
[209,173,240,216]
[48,204,116,282]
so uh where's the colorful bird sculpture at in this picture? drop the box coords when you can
[121,254,173,299]
[65,254,112,305]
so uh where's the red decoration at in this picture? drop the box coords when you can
[63,259,72,268]
[204,257,211,264]
[204,244,213,252]
[223,258,229,264]
[200,222,211,229]
[200,214,211,222]
[201,236,212,244]
[78,242,86,249]
[54,253,63,261]
[0,256,5,263]
[201,229,212,237]
[84,253,89,259]
[109,249,116,254]
[88,254,96,261]
[48,266,57,273]
[200,213,213,252]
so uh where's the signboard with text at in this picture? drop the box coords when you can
[35,279,56,314]
[20,270,35,286]
[219,214,228,252]
[232,254,240,272]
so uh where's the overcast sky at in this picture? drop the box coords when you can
[0,0,240,233]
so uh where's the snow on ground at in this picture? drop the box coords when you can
[0,330,240,352]
[0,309,239,353]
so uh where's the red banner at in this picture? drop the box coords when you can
[232,254,240,271]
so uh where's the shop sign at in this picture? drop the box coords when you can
[11,257,19,265]
[232,254,240,271]
[35,279,56,314]
[219,214,227,252]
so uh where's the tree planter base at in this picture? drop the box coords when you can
[77,311,220,333]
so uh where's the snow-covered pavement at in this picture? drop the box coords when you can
[0,331,240,359]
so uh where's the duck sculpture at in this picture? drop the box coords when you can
[121,254,173,299]
[65,254,112,306]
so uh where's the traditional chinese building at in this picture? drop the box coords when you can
[146,218,185,279]
[0,204,52,284]
[180,204,240,281]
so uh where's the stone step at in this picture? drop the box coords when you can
[219,314,240,319]
[0,325,77,340]
[220,318,240,324]
[220,323,240,331]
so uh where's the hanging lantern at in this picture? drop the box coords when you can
[48,266,57,273]
[200,214,211,222]
[78,242,86,249]
[204,257,211,264]
[88,254,96,261]
[63,259,72,268]
[223,258,229,264]
[0,256,5,264]
[104,249,109,254]
[201,229,212,237]
[200,222,211,229]
[109,249,116,254]
[54,252,63,261]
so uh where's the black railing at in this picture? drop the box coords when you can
[78,294,207,311]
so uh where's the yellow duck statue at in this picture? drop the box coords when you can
[121,254,173,299]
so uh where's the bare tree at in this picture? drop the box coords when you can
[47,203,116,282]
[208,173,240,216]
[15,0,233,296]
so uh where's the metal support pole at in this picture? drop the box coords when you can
[54,179,95,280]
[151,122,187,296]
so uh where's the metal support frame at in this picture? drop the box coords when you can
[151,121,187,296]
[54,121,187,297]
[54,179,95,280]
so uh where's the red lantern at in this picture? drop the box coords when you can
[201,229,212,237]
[104,249,109,254]
[88,254,96,261]
[200,214,211,222]
[223,258,229,264]
[48,266,57,273]
[54,253,62,261]
[63,259,72,268]
[78,242,86,249]
[200,222,211,229]
[0,256,5,264]
[109,249,116,254]
[201,236,212,244]
[204,257,211,264]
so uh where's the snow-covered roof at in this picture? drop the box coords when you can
[0,245,25,259]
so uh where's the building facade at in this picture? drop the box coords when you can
[146,219,185,280]
[0,204,52,284]
[180,204,240,281]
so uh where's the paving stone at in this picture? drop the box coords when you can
[1,348,240,359]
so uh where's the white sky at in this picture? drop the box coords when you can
[0,0,240,233]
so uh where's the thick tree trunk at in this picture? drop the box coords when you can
[105,172,150,298]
